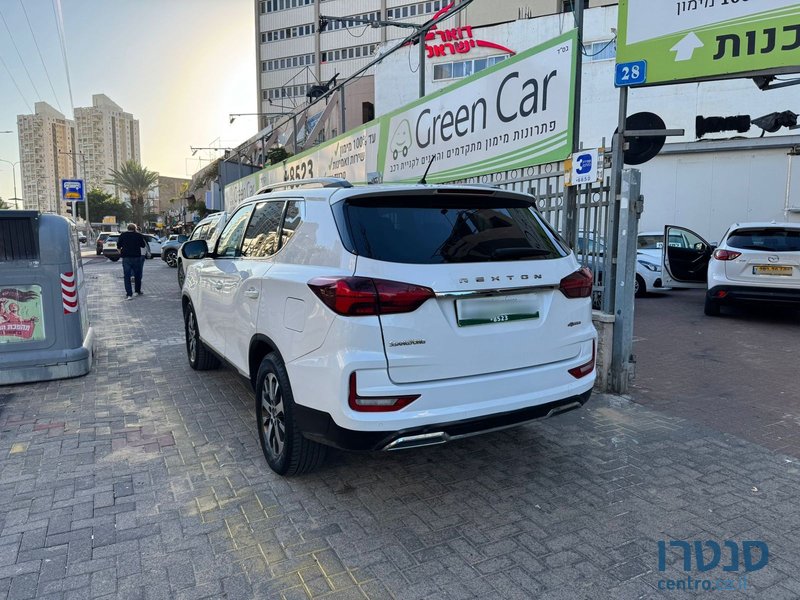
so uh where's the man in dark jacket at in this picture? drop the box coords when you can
[117,224,147,300]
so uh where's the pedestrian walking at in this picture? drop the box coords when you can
[117,224,147,300]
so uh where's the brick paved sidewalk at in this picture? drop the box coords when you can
[1,261,799,599]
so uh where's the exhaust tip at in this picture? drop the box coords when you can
[383,432,449,451]
[545,401,582,418]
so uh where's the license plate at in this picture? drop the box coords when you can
[455,294,539,327]
[753,265,792,276]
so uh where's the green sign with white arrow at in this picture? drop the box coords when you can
[616,0,800,86]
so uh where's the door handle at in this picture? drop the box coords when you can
[244,288,259,299]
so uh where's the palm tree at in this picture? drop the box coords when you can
[105,160,159,227]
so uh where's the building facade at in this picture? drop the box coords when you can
[74,94,141,195]
[255,0,615,137]
[16,102,76,215]
[147,175,190,216]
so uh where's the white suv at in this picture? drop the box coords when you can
[180,179,597,475]
[662,222,800,315]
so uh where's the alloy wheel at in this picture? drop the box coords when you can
[261,373,286,459]
[186,311,197,363]
[166,251,178,267]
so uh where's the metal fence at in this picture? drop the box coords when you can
[447,160,614,310]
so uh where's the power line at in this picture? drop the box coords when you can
[19,0,63,112]
[51,0,74,116]
[0,6,43,101]
[0,54,33,112]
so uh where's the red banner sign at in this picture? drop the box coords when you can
[425,2,516,60]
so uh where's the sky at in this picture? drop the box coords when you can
[0,0,256,200]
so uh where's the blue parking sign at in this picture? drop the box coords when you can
[61,179,84,202]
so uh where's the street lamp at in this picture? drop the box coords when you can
[0,159,20,200]
[190,146,233,156]
[229,112,292,124]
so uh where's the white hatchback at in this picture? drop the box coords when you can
[180,180,597,475]
[662,222,800,315]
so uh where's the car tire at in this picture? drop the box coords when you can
[108,256,119,262]
[634,274,646,298]
[177,261,185,289]
[255,352,327,476]
[165,250,178,268]
[184,303,220,370]
[704,296,721,317]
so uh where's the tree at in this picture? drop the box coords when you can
[267,147,291,165]
[74,189,132,223]
[105,160,159,227]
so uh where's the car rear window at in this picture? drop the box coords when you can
[726,228,800,252]
[342,194,568,264]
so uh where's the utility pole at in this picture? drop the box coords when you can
[563,0,585,249]
[0,159,19,200]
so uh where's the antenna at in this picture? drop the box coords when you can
[418,155,436,184]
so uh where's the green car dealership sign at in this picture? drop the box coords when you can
[225,30,578,208]
[616,0,800,87]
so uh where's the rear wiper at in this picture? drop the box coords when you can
[491,247,551,260]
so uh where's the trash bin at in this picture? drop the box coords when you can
[0,211,94,385]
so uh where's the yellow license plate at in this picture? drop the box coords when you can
[753,265,792,276]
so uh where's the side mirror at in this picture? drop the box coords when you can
[693,242,706,251]
[182,239,209,260]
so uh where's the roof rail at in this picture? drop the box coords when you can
[255,177,353,195]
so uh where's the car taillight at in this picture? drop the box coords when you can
[568,341,595,379]
[308,276,435,316]
[348,373,420,412]
[713,249,741,261]
[559,267,593,299]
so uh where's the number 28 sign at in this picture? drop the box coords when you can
[615,60,647,87]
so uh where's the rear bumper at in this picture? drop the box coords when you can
[708,285,800,305]
[295,389,592,452]
[103,250,120,259]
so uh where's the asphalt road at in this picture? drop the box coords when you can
[632,288,800,457]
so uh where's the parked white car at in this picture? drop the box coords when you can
[180,180,597,475]
[176,212,226,289]
[102,233,161,261]
[577,231,669,297]
[662,222,800,315]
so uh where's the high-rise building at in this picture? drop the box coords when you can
[17,95,141,214]
[16,102,76,214]
[75,94,141,194]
